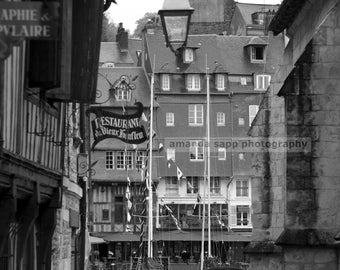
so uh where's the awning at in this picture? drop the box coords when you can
[91,231,251,243]
[89,236,107,244]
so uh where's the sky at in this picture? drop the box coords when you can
[107,0,282,34]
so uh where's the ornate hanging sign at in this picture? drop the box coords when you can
[88,102,147,149]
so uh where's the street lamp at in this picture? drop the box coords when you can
[158,0,194,54]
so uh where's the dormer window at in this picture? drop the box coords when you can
[102,62,115,68]
[251,46,265,62]
[215,74,225,91]
[116,89,131,101]
[183,48,194,63]
[161,74,170,91]
[186,74,201,91]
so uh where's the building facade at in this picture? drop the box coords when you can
[246,0,340,269]
[0,1,104,270]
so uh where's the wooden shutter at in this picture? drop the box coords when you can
[229,205,237,226]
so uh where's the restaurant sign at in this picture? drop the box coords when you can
[0,2,59,39]
[88,102,148,149]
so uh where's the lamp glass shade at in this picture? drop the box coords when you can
[164,15,189,44]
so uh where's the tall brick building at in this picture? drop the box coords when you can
[247,0,340,269]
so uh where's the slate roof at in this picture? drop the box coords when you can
[236,2,280,25]
[99,39,142,66]
[145,30,284,75]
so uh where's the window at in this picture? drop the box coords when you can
[186,176,200,194]
[166,112,174,126]
[115,196,124,223]
[210,177,220,194]
[249,105,259,126]
[236,180,249,197]
[215,74,225,90]
[251,46,265,62]
[102,62,115,68]
[218,148,226,160]
[106,151,114,169]
[184,48,194,63]
[217,112,225,126]
[255,74,271,90]
[240,77,247,85]
[238,118,245,126]
[188,104,204,126]
[102,209,110,221]
[237,205,250,226]
[165,177,178,195]
[136,151,145,170]
[161,74,170,91]
[190,140,204,161]
[187,74,201,91]
[116,89,131,101]
[167,148,176,161]
[117,151,133,170]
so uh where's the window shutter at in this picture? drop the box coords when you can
[229,205,237,226]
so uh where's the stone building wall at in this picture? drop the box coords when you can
[247,1,340,270]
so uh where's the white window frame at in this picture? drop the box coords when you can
[105,151,114,169]
[217,112,225,126]
[218,148,226,160]
[255,74,271,90]
[161,74,170,91]
[237,205,250,226]
[165,177,178,195]
[188,104,204,126]
[210,177,220,194]
[184,48,194,63]
[166,148,176,162]
[240,77,247,85]
[116,151,133,170]
[136,151,145,170]
[186,176,200,194]
[215,74,225,91]
[238,117,245,126]
[250,46,266,62]
[187,74,201,91]
[189,140,204,161]
[236,180,249,197]
[116,89,131,101]
[166,112,174,126]
[249,105,259,126]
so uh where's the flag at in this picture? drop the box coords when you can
[167,159,173,168]
[187,181,194,191]
[197,193,202,203]
[127,211,131,222]
[176,167,184,181]
[158,142,164,151]
[127,176,131,185]
[125,185,131,200]
[141,112,148,122]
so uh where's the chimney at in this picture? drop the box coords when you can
[116,22,128,52]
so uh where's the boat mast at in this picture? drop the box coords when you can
[206,54,211,257]
[148,55,156,258]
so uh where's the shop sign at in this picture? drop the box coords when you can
[0,2,59,39]
[89,102,148,149]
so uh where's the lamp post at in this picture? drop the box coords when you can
[158,0,194,54]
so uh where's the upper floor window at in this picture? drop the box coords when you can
[236,180,249,197]
[106,151,114,169]
[210,177,220,194]
[116,89,131,101]
[190,140,204,161]
[237,205,250,226]
[187,176,200,194]
[102,209,110,221]
[183,48,194,63]
[136,151,145,170]
[249,105,259,126]
[166,112,174,126]
[161,74,170,91]
[240,77,247,85]
[216,112,225,126]
[250,46,266,62]
[255,74,271,90]
[218,148,226,160]
[165,176,178,195]
[215,74,225,91]
[167,148,176,162]
[186,74,201,91]
[188,104,204,126]
[117,151,133,170]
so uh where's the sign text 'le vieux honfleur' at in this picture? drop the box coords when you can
[0,2,59,39]
[88,102,148,149]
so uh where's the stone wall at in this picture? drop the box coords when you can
[247,1,340,269]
